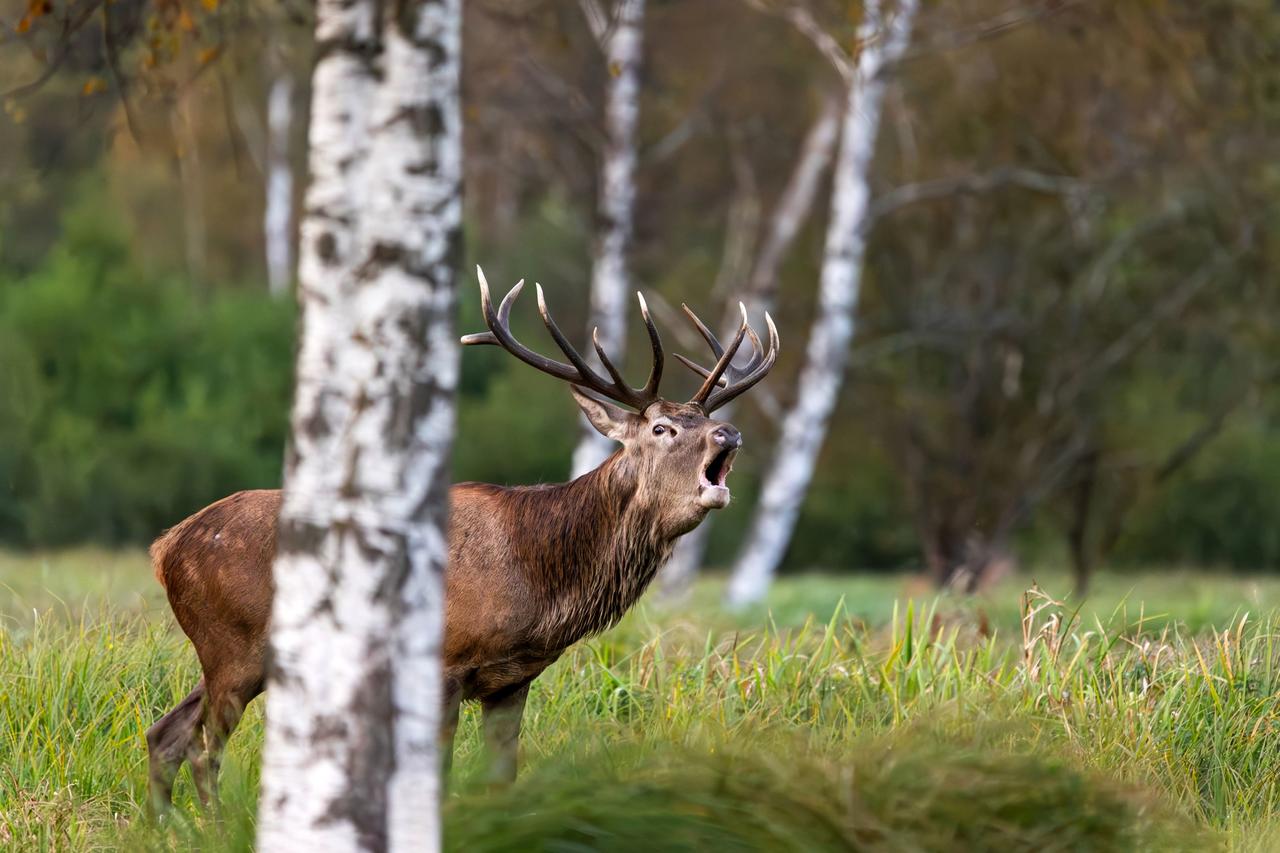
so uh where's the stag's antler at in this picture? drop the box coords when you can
[461,266,665,411]
[674,302,779,413]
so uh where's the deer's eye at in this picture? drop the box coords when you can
[653,424,674,437]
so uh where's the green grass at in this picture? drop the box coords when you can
[4,550,1280,850]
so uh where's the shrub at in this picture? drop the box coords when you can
[0,193,294,546]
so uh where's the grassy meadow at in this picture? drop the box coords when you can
[4,550,1280,850]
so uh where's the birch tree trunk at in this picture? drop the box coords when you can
[571,0,646,477]
[661,95,841,596]
[264,66,295,298]
[727,0,918,608]
[257,0,462,849]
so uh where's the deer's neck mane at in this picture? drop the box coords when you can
[502,450,676,648]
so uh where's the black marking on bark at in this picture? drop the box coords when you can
[444,224,464,273]
[304,206,355,227]
[314,35,384,78]
[279,517,329,559]
[317,656,395,851]
[354,240,445,282]
[388,102,443,137]
[423,40,447,69]
[301,403,332,443]
[405,158,438,176]
[317,231,340,266]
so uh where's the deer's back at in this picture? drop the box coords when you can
[152,486,554,698]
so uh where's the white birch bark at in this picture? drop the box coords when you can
[661,94,841,596]
[257,0,461,849]
[727,0,918,607]
[572,0,646,477]
[265,68,296,298]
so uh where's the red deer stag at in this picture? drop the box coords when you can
[145,267,778,811]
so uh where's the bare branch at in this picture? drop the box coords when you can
[4,0,105,101]
[743,0,854,80]
[746,91,842,308]
[900,0,1089,64]
[868,166,1088,220]
[100,1,146,151]
[577,0,609,43]
[641,290,706,353]
[1070,252,1232,395]
[711,133,762,302]
[1154,366,1277,483]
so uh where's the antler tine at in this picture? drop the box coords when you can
[462,273,585,385]
[459,265,501,346]
[591,326,636,403]
[637,292,664,400]
[675,300,762,389]
[703,311,780,412]
[675,301,762,383]
[690,302,749,407]
[533,283,611,389]
[681,303,724,359]
[460,267,593,387]
[459,268,666,411]
[672,353,728,386]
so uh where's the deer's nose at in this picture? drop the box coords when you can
[712,425,742,449]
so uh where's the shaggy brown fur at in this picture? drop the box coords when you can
[146,397,743,811]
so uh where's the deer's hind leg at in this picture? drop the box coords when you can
[192,668,263,808]
[146,682,206,817]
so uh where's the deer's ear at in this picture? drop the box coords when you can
[571,387,634,442]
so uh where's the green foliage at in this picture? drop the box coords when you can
[1119,420,1280,569]
[784,417,919,571]
[0,193,294,546]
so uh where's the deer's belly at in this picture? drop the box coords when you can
[450,650,564,702]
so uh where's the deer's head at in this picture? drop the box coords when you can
[461,267,779,536]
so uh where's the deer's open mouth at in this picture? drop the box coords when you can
[697,447,737,509]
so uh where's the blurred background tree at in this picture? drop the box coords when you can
[1,0,1277,590]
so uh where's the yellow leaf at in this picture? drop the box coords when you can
[201,0,219,10]
[177,9,195,32]
[4,98,27,124]
[608,61,623,78]
[198,46,222,66]
[81,76,108,96]
[15,14,31,33]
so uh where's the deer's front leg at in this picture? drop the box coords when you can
[480,683,529,785]
[441,677,462,779]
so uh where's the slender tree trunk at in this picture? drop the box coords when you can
[727,0,918,607]
[1065,448,1099,595]
[257,0,461,849]
[170,93,208,287]
[265,65,295,298]
[744,93,842,314]
[572,0,646,477]
[661,95,841,597]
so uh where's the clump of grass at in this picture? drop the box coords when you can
[447,731,1204,852]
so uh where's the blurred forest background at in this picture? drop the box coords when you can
[1,0,1278,588]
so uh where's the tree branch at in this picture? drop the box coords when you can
[3,0,104,100]
[577,0,609,43]
[743,0,854,80]
[868,166,1087,220]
